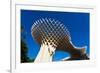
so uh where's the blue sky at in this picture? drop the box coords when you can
[21,10,90,61]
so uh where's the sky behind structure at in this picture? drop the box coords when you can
[21,10,90,61]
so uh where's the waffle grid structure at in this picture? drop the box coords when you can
[31,18,71,48]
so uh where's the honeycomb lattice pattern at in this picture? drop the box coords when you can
[31,18,71,48]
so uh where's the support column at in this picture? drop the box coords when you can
[34,43,56,63]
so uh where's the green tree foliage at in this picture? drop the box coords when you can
[21,39,30,63]
[21,25,34,63]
